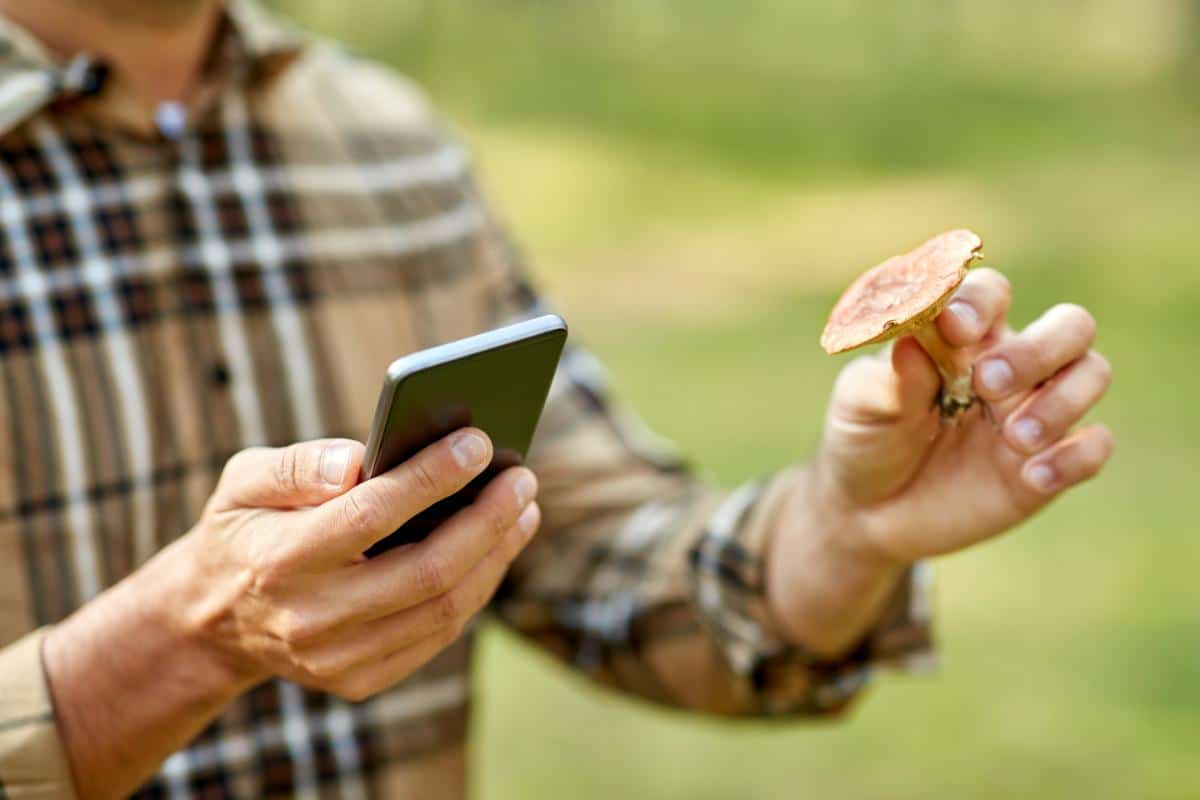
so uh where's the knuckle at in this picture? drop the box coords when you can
[406,458,442,498]
[218,447,265,493]
[300,651,346,680]
[989,268,1012,291]
[274,609,323,645]
[248,549,289,595]
[433,590,460,626]
[1022,342,1052,381]
[487,503,512,540]
[341,488,380,534]
[416,551,452,598]
[222,448,254,478]
[1057,303,1096,341]
[974,267,1011,298]
[274,446,303,494]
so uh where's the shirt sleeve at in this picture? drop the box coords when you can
[464,176,936,718]
[0,629,78,799]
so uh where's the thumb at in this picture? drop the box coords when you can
[213,439,366,510]
[891,335,941,416]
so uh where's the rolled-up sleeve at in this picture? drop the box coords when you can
[0,629,77,798]
[494,348,935,717]
[462,172,936,718]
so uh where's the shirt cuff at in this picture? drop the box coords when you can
[688,469,936,716]
[0,628,78,799]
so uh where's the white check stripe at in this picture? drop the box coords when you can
[156,676,469,778]
[176,132,267,446]
[34,120,159,565]
[323,698,368,800]
[224,89,353,796]
[18,144,470,219]
[175,118,323,795]
[159,745,192,800]
[223,92,323,442]
[694,483,765,669]
[0,202,485,528]
[0,164,101,600]
[167,124,276,796]
[0,202,486,305]
[0,70,56,135]
[277,680,320,800]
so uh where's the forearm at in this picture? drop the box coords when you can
[765,467,907,660]
[42,535,258,799]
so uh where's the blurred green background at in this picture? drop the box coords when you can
[274,2,1197,797]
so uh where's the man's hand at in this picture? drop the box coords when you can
[181,429,540,700]
[767,268,1114,656]
[43,428,540,798]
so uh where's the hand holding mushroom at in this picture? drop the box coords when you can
[764,230,1114,657]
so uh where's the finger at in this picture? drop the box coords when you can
[1020,424,1115,496]
[314,465,537,621]
[891,336,941,416]
[1003,352,1112,455]
[936,267,1012,347]
[974,303,1097,403]
[310,428,493,559]
[327,625,458,703]
[295,504,540,680]
[212,439,364,511]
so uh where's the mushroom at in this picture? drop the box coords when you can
[820,229,984,421]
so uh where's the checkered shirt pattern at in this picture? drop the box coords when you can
[0,2,934,797]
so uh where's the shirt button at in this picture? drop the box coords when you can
[155,101,188,141]
[208,362,231,387]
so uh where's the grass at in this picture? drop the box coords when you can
[273,2,1200,796]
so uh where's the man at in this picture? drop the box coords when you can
[0,0,1114,797]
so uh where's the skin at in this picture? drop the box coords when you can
[769,269,1113,654]
[4,2,1114,797]
[45,430,542,797]
[0,0,221,103]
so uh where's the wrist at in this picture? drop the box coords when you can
[147,532,269,690]
[41,535,258,797]
[46,536,261,705]
[765,466,907,658]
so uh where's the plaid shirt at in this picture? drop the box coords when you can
[0,3,933,797]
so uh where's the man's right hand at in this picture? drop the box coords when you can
[179,428,541,701]
[42,428,538,797]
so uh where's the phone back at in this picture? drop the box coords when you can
[362,316,567,556]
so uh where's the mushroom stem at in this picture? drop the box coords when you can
[912,323,975,420]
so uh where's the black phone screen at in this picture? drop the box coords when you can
[361,324,566,557]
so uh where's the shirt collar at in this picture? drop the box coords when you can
[0,0,306,138]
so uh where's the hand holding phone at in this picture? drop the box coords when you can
[360,314,568,556]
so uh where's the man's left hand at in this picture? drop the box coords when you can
[767,267,1114,655]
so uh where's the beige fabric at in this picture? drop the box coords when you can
[0,630,77,798]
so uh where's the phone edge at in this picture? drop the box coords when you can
[360,313,567,481]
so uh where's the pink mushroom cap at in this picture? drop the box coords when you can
[820,229,983,355]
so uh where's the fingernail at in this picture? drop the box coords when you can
[1024,462,1056,493]
[513,471,537,506]
[948,301,980,337]
[320,443,352,487]
[450,431,489,469]
[978,359,1014,395]
[1010,417,1044,450]
[517,503,540,535]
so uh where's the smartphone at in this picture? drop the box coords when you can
[359,314,568,557]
